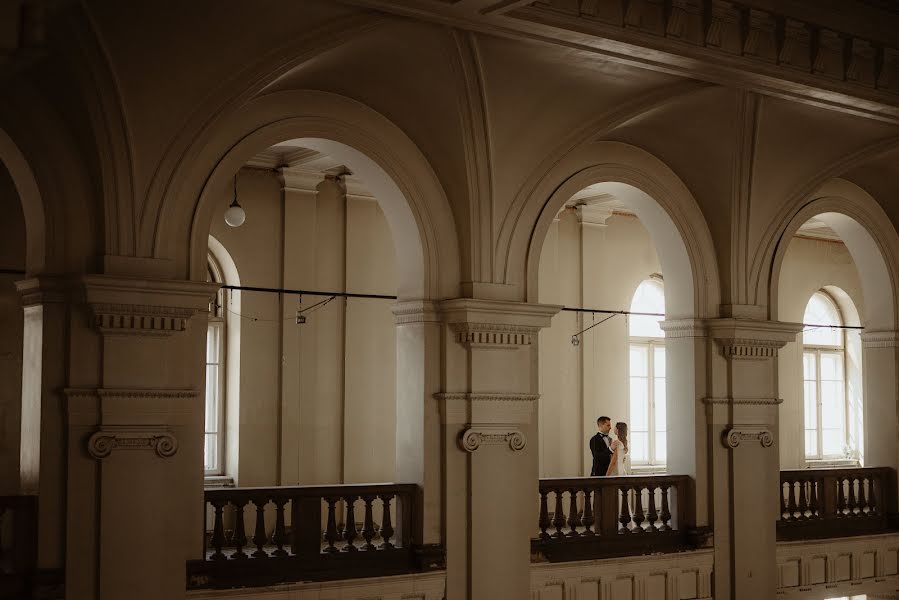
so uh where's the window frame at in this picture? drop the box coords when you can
[205,256,227,476]
[628,337,665,467]
[802,291,850,463]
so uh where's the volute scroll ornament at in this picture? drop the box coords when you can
[723,425,774,449]
[460,426,527,453]
[87,426,179,459]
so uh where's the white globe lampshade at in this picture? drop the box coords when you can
[224,202,246,227]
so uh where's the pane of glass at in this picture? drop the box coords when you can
[822,429,843,457]
[653,346,666,377]
[803,352,816,380]
[629,378,649,430]
[630,431,648,463]
[654,431,667,464]
[205,433,217,472]
[820,352,843,381]
[804,382,817,427]
[206,324,220,363]
[630,345,648,376]
[821,381,844,430]
[205,365,219,432]
[654,384,666,430]
[629,280,665,338]
[804,429,818,458]
[803,293,842,346]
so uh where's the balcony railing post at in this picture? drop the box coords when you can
[599,483,620,536]
[292,495,321,557]
[822,473,838,518]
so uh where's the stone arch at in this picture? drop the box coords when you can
[769,178,899,330]
[0,127,45,274]
[150,90,460,301]
[519,141,720,525]
[518,141,720,319]
[769,177,899,474]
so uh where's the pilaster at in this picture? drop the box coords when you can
[66,275,216,600]
[437,298,560,600]
[704,318,803,600]
[860,330,899,515]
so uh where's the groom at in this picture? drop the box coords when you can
[589,416,613,476]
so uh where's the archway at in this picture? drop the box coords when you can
[770,178,899,475]
[522,142,721,526]
[155,91,461,548]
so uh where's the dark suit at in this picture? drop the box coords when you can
[590,432,613,476]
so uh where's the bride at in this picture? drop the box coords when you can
[605,421,631,476]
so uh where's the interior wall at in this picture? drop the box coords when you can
[208,167,397,486]
[0,161,25,492]
[538,209,661,477]
[777,236,865,470]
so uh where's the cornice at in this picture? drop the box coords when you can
[659,318,707,338]
[861,330,899,348]
[392,300,441,324]
[703,397,783,406]
[707,318,803,358]
[450,321,539,347]
[15,276,69,306]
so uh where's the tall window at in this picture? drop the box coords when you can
[628,279,666,467]
[205,257,226,474]
[803,291,847,460]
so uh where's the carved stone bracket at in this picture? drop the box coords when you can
[723,425,774,449]
[87,425,179,459]
[460,426,527,453]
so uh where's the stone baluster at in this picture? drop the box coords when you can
[378,494,395,549]
[552,489,566,539]
[231,499,248,559]
[538,489,551,540]
[618,486,631,533]
[271,498,288,557]
[658,484,672,531]
[210,499,227,561]
[580,489,594,535]
[323,497,340,553]
[361,495,376,551]
[342,496,359,551]
[631,486,645,533]
[566,489,579,537]
[252,497,268,558]
[646,484,659,532]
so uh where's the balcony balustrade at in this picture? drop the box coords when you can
[187,483,442,590]
[532,474,695,563]
[778,467,896,541]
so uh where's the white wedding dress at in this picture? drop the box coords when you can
[611,440,630,475]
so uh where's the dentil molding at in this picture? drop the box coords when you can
[450,322,539,347]
[91,303,197,336]
[87,425,178,459]
[723,425,774,449]
[861,330,899,348]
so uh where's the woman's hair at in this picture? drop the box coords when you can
[615,422,629,452]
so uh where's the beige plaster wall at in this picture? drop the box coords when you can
[538,209,661,477]
[777,236,864,469]
[538,214,865,477]
[0,161,24,492]
[208,168,397,487]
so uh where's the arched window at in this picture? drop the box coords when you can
[802,291,850,460]
[628,279,665,467]
[205,254,226,475]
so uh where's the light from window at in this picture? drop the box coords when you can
[205,321,224,473]
[803,292,847,461]
[629,279,666,466]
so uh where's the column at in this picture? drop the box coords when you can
[660,319,711,530]
[392,301,443,554]
[63,275,216,600]
[15,277,68,594]
[439,298,559,600]
[860,331,899,515]
[705,319,802,600]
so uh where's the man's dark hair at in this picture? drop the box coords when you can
[597,416,611,425]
